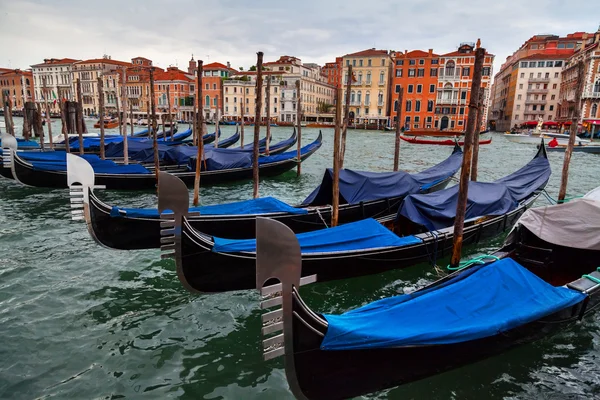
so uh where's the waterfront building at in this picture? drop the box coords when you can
[323,57,343,88]
[125,57,155,115]
[390,49,439,129]
[489,32,593,131]
[72,55,132,115]
[30,58,79,113]
[341,49,393,128]
[222,71,283,123]
[557,28,600,135]
[154,67,195,122]
[436,40,494,130]
[0,69,34,110]
[188,58,236,121]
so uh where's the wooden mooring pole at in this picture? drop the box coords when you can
[332,88,343,227]
[76,79,84,155]
[471,90,485,181]
[42,77,53,149]
[393,85,403,171]
[265,77,271,155]
[253,52,264,198]
[295,79,302,176]
[97,77,106,159]
[149,68,159,184]
[449,47,486,269]
[193,60,204,206]
[340,65,352,169]
[214,95,220,148]
[121,68,129,165]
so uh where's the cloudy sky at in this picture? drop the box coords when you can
[0,0,598,77]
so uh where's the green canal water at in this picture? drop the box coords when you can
[1,118,600,399]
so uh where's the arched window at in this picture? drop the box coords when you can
[205,95,210,107]
[406,100,412,112]
[379,71,385,84]
[378,91,384,105]
[415,100,421,112]
[366,71,371,84]
[351,91,355,103]
[594,80,600,93]
[365,91,370,105]
[427,100,434,112]
[357,91,362,104]
[592,104,598,118]
[358,72,362,84]
[26,78,30,85]
[445,61,455,77]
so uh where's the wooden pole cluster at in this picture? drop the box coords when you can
[340,65,352,169]
[150,68,159,184]
[558,61,586,203]
[295,79,302,176]
[121,68,129,164]
[193,60,204,206]
[265,77,271,155]
[42,77,53,148]
[253,52,264,198]
[1,90,15,136]
[76,79,84,155]
[471,90,485,181]
[97,77,106,159]
[214,95,220,148]
[393,85,404,171]
[331,88,343,227]
[449,47,486,269]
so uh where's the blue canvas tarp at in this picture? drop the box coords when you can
[7,151,104,165]
[212,218,421,253]
[321,258,585,350]
[302,146,463,206]
[397,151,551,231]
[31,159,151,174]
[110,196,307,218]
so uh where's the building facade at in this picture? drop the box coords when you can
[31,58,79,113]
[222,71,283,123]
[557,29,600,135]
[489,32,594,131]
[323,57,343,88]
[154,66,194,121]
[436,41,494,131]
[391,49,439,129]
[341,49,393,127]
[0,69,34,109]
[125,57,155,114]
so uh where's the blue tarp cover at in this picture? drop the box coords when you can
[321,258,585,350]
[0,139,39,149]
[398,153,551,231]
[31,160,151,174]
[302,147,463,206]
[5,151,104,164]
[212,218,422,253]
[110,196,307,218]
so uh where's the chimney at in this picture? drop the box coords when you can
[227,61,231,69]
[476,38,481,49]
[429,48,433,55]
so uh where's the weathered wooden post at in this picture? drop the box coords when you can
[22,101,31,140]
[295,79,302,176]
[150,68,159,183]
[253,52,264,198]
[146,100,151,136]
[115,88,122,136]
[240,85,245,147]
[166,85,173,140]
[59,100,70,153]
[214,95,220,148]
[265,77,271,155]
[1,90,15,136]
[193,60,204,206]
[76,79,84,155]
[129,102,134,137]
[393,85,403,171]
[120,68,129,165]
[97,77,106,159]
[332,88,343,227]
[471,90,485,181]
[192,96,197,145]
[558,61,586,203]
[449,47,486,269]
[340,65,352,168]
[42,77,53,148]
[34,103,45,150]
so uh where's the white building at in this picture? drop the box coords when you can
[31,58,79,113]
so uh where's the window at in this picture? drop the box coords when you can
[368,59,372,67]
[521,62,528,68]
[553,84,557,89]
[541,105,545,111]
[379,72,385,83]
[408,69,416,77]
[395,69,403,77]
[406,100,412,111]
[429,84,435,93]
[417,69,425,77]
[538,61,545,68]
[359,59,363,67]
[532,105,537,111]
[517,94,522,100]
[445,61,455,76]
[407,85,414,93]
[417,84,422,93]
[515,115,519,120]
[546,61,553,67]
[409,60,416,65]
[462,67,470,76]
[545,72,550,79]
[366,72,371,83]
[418,59,424,65]
[352,60,356,67]
[529,73,534,78]
[415,100,421,112]
[365,92,370,104]
[395,60,403,66]
[346,60,350,66]
[519,84,523,89]
[432,59,439,65]
[592,104,598,118]
[427,116,432,122]
[594,80,600,93]
[427,100,433,112]
[520,73,525,78]
[529,62,536,67]
[213,98,217,106]
[554,61,563,67]
[549,105,554,111]
[430,68,438,77]
[551,94,555,100]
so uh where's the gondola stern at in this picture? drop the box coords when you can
[536,137,548,159]
[256,217,315,400]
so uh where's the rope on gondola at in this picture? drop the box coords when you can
[446,254,500,272]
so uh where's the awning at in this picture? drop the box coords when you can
[584,119,600,125]
[543,121,559,126]
[522,121,538,126]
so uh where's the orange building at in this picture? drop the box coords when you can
[391,49,439,129]
[0,69,35,110]
[322,57,343,88]
[125,57,156,114]
[154,66,195,121]
[436,41,494,130]
[187,58,236,121]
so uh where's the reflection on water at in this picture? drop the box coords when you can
[1,124,600,399]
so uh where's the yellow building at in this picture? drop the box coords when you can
[341,48,393,127]
[222,71,283,122]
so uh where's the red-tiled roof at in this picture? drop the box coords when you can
[519,53,571,61]
[397,50,439,58]
[0,69,33,76]
[154,68,193,82]
[441,50,493,57]
[31,58,80,67]
[0,68,12,74]
[76,58,132,67]
[204,62,229,70]
[132,56,152,61]
[344,49,389,58]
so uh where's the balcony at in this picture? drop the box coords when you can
[128,93,141,98]
[526,88,548,94]
[377,101,385,106]
[528,78,550,83]
[525,99,547,105]
[57,82,72,87]
[350,101,362,106]
[438,73,460,81]
[583,91,600,99]
[436,98,468,105]
[378,81,386,86]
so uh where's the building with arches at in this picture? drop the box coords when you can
[31,58,79,113]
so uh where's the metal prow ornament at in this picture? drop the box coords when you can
[256,217,315,400]
[66,153,105,222]
[1,133,17,172]
[157,171,200,293]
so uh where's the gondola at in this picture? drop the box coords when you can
[0,135,40,150]
[400,135,492,146]
[13,132,323,190]
[252,190,600,400]
[159,144,550,293]
[206,127,240,149]
[68,145,463,250]
[235,129,297,155]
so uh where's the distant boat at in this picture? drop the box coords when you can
[401,135,492,146]
[94,118,119,129]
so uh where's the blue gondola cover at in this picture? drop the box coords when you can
[212,218,421,253]
[302,146,463,206]
[321,258,585,350]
